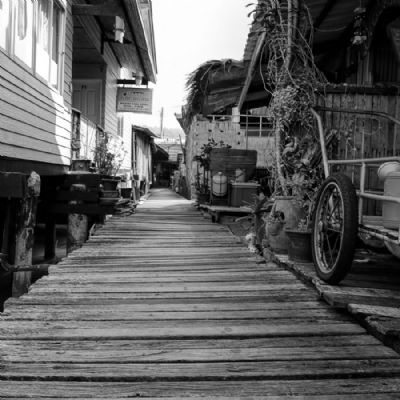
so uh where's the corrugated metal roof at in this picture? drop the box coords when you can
[132,125,158,138]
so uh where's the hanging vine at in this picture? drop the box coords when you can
[249,0,327,196]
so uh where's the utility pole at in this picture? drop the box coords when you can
[160,107,164,140]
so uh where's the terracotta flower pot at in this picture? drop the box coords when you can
[285,229,312,263]
[265,196,305,254]
[101,178,119,191]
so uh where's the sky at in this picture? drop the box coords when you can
[134,0,252,130]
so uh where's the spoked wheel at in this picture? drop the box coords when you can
[312,173,358,284]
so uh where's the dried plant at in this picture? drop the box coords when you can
[248,0,327,197]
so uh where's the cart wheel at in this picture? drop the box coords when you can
[312,173,358,284]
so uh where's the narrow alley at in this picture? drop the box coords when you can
[0,189,399,397]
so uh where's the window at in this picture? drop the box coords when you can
[0,0,65,90]
[35,0,50,80]
[50,1,62,87]
[14,0,33,67]
[0,0,10,49]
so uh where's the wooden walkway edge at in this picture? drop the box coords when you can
[0,188,400,398]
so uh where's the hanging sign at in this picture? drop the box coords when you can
[116,87,153,114]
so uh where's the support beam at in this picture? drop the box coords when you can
[237,31,267,112]
[72,3,123,17]
[67,184,89,254]
[12,172,41,298]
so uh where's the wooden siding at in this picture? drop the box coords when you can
[0,1,73,170]
[317,89,400,160]
[317,87,400,215]
[64,1,74,110]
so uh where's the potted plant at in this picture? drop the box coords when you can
[284,170,320,262]
[285,219,313,263]
[94,131,127,203]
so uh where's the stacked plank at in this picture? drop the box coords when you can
[0,189,400,398]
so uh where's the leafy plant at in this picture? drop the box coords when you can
[94,130,127,176]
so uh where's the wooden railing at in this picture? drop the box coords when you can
[207,113,273,138]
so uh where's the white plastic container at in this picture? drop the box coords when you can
[377,162,400,181]
[382,171,400,229]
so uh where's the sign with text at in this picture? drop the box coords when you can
[116,88,153,114]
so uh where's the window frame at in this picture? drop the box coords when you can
[0,0,66,93]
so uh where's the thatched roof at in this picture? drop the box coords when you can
[185,59,245,120]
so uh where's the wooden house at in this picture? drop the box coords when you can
[0,0,157,295]
[182,0,400,203]
[181,61,274,200]
[240,0,400,214]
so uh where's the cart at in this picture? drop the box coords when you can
[310,108,400,284]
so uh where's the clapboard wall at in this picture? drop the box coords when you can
[0,0,73,173]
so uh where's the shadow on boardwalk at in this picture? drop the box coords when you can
[0,188,400,398]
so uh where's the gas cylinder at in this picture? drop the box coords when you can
[212,172,228,197]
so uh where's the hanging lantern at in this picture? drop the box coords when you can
[351,6,368,46]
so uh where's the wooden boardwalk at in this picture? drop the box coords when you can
[1,188,400,398]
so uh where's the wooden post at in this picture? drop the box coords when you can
[12,172,41,297]
[67,184,88,254]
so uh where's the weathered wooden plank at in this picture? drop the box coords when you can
[0,396,396,400]
[3,293,319,308]
[28,282,306,294]
[0,378,399,398]
[1,359,400,381]
[48,266,270,275]
[0,308,351,322]
[4,300,324,314]
[83,242,245,248]
[1,344,395,364]
[1,378,400,398]
[44,270,291,281]
[67,249,252,257]
[348,304,400,319]
[5,292,317,307]
[54,258,263,267]
[0,335,386,362]
[0,320,365,340]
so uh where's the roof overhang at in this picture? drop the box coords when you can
[72,0,157,83]
[121,0,157,83]
[132,125,158,138]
